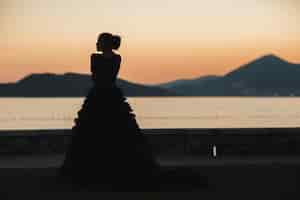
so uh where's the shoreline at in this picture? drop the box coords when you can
[0,128,300,158]
[0,129,299,195]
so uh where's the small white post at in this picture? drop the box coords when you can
[213,145,217,158]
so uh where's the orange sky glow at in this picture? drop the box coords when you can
[1,0,299,84]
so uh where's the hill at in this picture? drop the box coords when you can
[2,54,300,97]
[157,76,220,95]
[158,54,300,96]
[0,73,175,97]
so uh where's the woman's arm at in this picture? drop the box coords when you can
[90,54,97,82]
[112,55,121,80]
[90,53,121,85]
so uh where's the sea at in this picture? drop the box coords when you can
[1,97,300,130]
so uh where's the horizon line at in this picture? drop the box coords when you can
[1,53,299,85]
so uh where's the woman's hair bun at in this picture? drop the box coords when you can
[112,35,121,50]
[97,33,121,50]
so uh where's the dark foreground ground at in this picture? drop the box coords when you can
[0,155,299,199]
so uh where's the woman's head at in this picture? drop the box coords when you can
[96,32,121,52]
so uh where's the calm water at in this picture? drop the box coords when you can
[1,97,300,130]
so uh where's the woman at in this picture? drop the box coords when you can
[60,33,159,189]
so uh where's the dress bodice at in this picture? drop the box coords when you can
[90,53,121,88]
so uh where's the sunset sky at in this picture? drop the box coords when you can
[1,0,300,84]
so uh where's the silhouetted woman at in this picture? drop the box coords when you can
[60,33,159,189]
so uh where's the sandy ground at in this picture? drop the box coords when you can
[1,154,300,168]
[0,154,299,199]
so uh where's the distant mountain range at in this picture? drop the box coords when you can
[157,75,220,95]
[1,54,300,97]
[157,54,300,96]
[0,73,175,97]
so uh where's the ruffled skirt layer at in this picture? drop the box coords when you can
[61,86,158,186]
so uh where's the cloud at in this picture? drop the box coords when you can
[0,0,12,14]
[0,0,15,21]
[265,0,300,8]
[0,0,18,34]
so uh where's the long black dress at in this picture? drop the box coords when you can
[60,53,159,188]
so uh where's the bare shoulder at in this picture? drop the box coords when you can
[91,53,102,59]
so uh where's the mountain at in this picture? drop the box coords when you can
[2,54,299,97]
[158,54,300,96]
[0,73,176,97]
[156,76,220,95]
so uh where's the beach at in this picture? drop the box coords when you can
[0,128,299,198]
[0,154,299,199]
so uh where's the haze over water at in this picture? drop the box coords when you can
[1,97,300,130]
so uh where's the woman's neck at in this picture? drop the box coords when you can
[102,50,114,58]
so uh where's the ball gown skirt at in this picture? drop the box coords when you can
[61,85,159,187]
